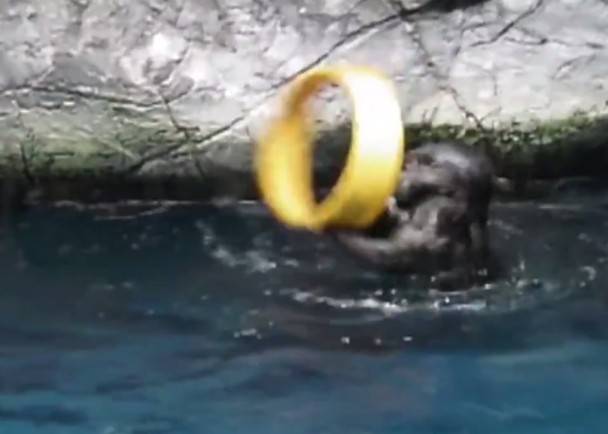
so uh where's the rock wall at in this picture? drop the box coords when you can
[1,0,607,199]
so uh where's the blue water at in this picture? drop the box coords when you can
[0,184,607,434]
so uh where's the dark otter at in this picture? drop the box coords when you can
[331,141,496,290]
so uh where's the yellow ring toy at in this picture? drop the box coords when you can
[255,65,405,232]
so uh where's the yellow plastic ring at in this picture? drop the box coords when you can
[255,65,405,232]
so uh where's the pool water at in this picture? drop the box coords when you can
[0,183,607,434]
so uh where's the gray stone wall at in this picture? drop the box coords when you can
[1,0,607,198]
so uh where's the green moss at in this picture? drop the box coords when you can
[405,112,608,180]
[17,123,196,180]
[1,108,606,202]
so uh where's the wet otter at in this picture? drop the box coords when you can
[330,141,496,290]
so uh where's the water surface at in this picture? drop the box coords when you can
[0,183,607,434]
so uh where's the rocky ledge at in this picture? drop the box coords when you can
[1,0,607,202]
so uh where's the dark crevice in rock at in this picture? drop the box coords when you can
[389,0,492,16]
[4,85,162,109]
[266,14,404,91]
[470,0,544,47]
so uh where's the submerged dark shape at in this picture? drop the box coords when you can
[330,141,498,290]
